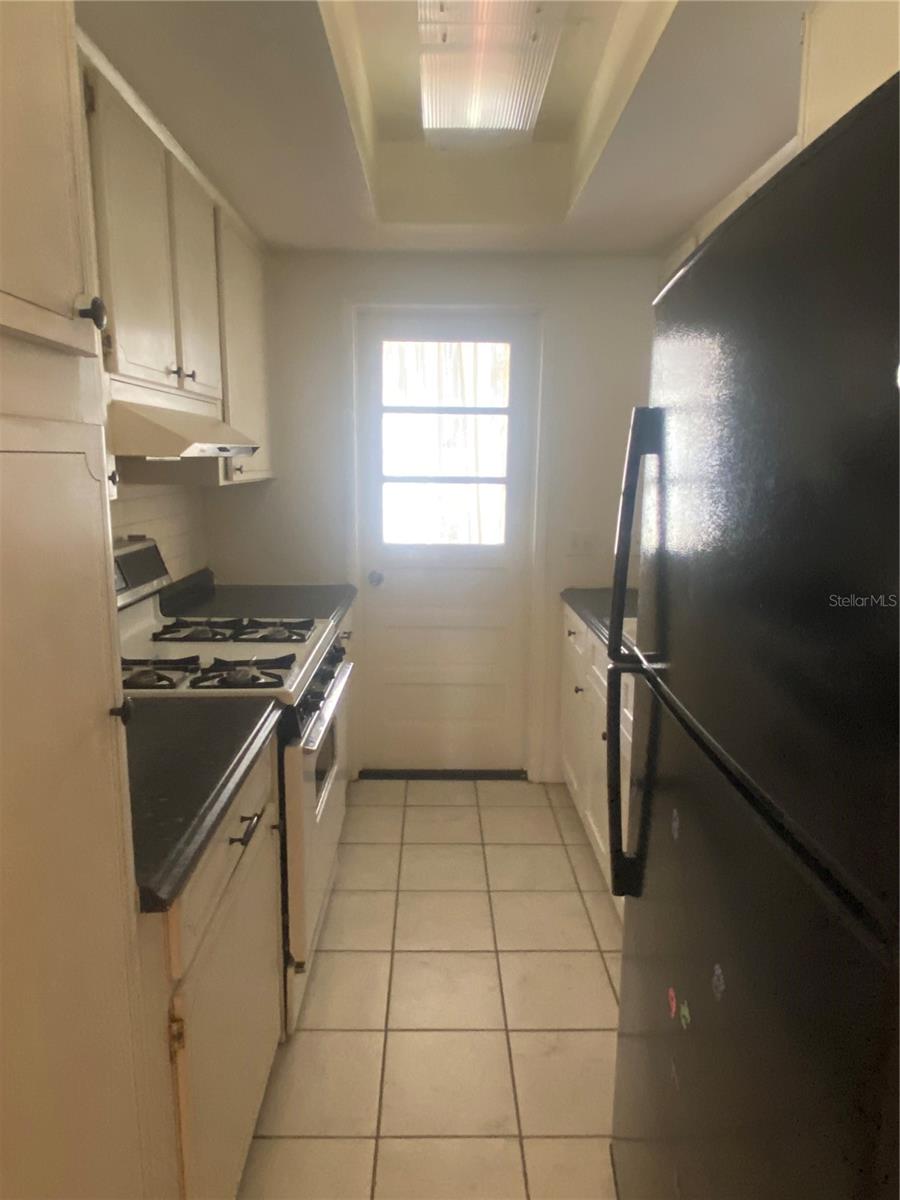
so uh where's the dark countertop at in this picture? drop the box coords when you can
[161,569,357,625]
[560,586,639,645]
[126,698,281,912]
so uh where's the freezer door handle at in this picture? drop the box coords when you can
[608,405,662,664]
[607,663,644,896]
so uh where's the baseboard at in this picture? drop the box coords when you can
[357,768,528,781]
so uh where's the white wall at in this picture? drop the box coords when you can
[662,0,898,282]
[205,251,658,774]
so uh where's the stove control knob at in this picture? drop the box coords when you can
[329,644,347,664]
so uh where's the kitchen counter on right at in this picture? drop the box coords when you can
[560,586,638,646]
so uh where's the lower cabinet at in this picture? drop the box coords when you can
[172,798,282,1200]
[139,749,283,1200]
[558,604,633,913]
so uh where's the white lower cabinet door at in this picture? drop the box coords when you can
[173,806,282,1200]
[584,674,610,866]
[559,646,588,810]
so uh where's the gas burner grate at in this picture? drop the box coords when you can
[209,654,297,671]
[152,618,245,643]
[233,618,314,644]
[121,656,202,690]
[190,664,287,690]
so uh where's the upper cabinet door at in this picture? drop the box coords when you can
[0,1,97,357]
[216,211,272,481]
[168,159,223,402]
[89,75,178,390]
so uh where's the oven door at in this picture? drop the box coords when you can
[283,661,353,975]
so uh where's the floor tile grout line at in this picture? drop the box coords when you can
[547,790,623,1000]
[369,779,407,1200]
[475,780,531,1200]
[254,1132,612,1141]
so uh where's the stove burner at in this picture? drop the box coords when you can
[209,654,297,671]
[233,618,314,644]
[121,656,202,690]
[190,664,286,690]
[152,618,245,643]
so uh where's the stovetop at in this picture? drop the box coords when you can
[118,595,336,704]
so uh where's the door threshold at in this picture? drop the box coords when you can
[358,768,528,781]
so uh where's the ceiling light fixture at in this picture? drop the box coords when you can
[418,0,566,145]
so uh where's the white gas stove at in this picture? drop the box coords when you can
[115,537,337,705]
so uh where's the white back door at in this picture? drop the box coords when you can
[355,309,538,770]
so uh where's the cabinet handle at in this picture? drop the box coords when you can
[566,629,577,638]
[109,698,133,725]
[184,369,197,382]
[601,730,608,741]
[77,296,108,331]
[232,464,245,475]
[229,811,261,848]
[574,686,585,694]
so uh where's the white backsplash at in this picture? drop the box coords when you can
[110,482,208,583]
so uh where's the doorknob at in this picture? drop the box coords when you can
[368,570,384,587]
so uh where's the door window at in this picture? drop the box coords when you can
[380,340,511,545]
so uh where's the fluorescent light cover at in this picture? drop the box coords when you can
[419,1,565,140]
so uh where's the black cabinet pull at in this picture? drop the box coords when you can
[574,686,584,694]
[229,811,261,848]
[184,369,197,382]
[77,296,107,331]
[566,629,576,637]
[232,464,245,475]
[109,698,133,726]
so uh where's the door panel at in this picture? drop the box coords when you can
[0,423,143,1198]
[174,806,281,1200]
[356,310,537,769]
[90,75,178,388]
[216,210,272,481]
[638,78,899,927]
[0,1,96,355]
[613,676,895,1200]
[168,158,222,401]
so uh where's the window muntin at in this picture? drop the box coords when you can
[380,339,512,546]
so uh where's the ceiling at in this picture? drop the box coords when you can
[75,0,804,254]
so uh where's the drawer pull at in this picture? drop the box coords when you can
[566,629,577,637]
[229,811,261,848]
[574,686,584,694]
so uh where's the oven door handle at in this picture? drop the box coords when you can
[302,661,354,754]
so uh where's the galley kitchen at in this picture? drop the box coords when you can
[1,4,897,1200]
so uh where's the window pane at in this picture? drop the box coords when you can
[382,341,510,408]
[382,483,506,545]
[383,413,508,478]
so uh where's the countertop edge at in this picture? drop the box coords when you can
[138,702,281,912]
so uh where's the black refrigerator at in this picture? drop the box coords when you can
[604,76,898,1200]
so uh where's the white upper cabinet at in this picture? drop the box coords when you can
[216,211,272,482]
[0,1,98,357]
[89,74,179,391]
[169,159,223,401]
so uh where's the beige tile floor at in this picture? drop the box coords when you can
[242,779,622,1200]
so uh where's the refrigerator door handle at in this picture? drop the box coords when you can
[608,405,662,664]
[607,663,644,896]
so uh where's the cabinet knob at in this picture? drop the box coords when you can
[108,469,119,487]
[77,296,108,331]
[574,686,585,694]
[601,730,608,741]
[368,570,385,587]
[566,629,576,637]
[109,698,133,725]
[184,369,197,382]
[166,366,183,378]
[232,464,245,475]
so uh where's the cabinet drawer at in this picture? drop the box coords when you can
[562,608,588,661]
[172,740,276,978]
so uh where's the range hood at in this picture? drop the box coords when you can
[107,400,259,459]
